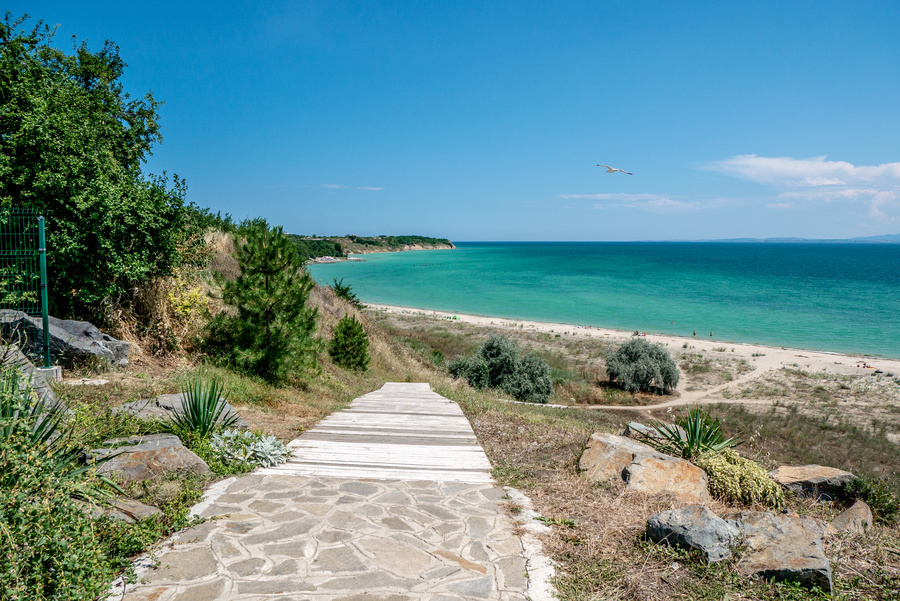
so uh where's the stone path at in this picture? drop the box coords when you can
[118,383,544,601]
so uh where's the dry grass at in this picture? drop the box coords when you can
[445,388,900,600]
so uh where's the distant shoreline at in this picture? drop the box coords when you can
[367,303,900,378]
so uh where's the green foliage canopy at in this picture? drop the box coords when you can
[448,335,553,403]
[205,223,319,384]
[605,338,680,393]
[0,15,203,318]
[329,315,370,371]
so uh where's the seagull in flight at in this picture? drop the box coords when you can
[597,164,633,175]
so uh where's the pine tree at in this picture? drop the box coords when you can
[206,222,319,383]
[329,315,369,371]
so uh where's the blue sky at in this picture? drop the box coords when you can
[10,1,900,241]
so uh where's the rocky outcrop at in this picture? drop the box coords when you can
[831,500,872,534]
[769,465,856,500]
[115,393,248,429]
[89,434,211,483]
[0,343,61,407]
[81,498,163,524]
[646,505,738,563]
[579,433,709,503]
[728,511,832,593]
[0,310,129,367]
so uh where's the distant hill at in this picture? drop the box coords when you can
[701,234,900,244]
[286,234,454,262]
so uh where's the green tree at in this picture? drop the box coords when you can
[605,338,679,393]
[329,315,369,371]
[205,222,318,383]
[331,278,364,309]
[0,14,203,318]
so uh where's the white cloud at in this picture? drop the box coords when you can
[358,186,384,191]
[705,154,900,222]
[559,193,704,212]
[766,202,793,210]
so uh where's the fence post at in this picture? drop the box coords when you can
[38,216,50,369]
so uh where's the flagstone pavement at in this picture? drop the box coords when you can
[116,383,552,601]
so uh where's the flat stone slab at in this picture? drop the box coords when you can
[119,475,528,601]
[90,434,211,483]
[769,465,856,500]
[115,393,249,429]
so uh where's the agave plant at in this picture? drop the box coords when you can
[637,406,741,460]
[0,368,120,501]
[169,374,239,438]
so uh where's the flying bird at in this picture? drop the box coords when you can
[597,164,633,175]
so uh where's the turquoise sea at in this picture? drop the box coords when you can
[307,242,900,358]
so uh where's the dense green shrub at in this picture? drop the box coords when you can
[0,15,205,319]
[449,335,553,403]
[694,449,785,510]
[844,475,900,524]
[329,315,370,371]
[638,406,741,460]
[606,338,679,393]
[204,222,319,383]
[0,432,114,600]
[503,352,553,405]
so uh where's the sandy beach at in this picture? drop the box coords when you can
[368,303,900,413]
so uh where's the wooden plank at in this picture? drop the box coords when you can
[263,382,493,483]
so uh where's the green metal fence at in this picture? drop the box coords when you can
[0,208,50,368]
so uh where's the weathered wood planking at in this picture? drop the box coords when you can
[258,383,494,482]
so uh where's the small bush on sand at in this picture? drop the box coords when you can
[329,315,370,371]
[449,335,552,403]
[606,338,679,393]
[694,449,785,510]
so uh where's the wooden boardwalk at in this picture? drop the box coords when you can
[258,383,494,482]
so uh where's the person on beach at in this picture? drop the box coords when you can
[693,330,696,337]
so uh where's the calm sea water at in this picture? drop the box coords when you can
[307,242,900,358]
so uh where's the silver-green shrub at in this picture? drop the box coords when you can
[606,338,679,393]
[694,449,784,510]
[211,429,292,468]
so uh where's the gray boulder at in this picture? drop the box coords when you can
[769,465,856,500]
[0,310,129,367]
[579,432,709,503]
[621,421,686,440]
[88,434,211,483]
[647,505,738,563]
[728,511,832,593]
[115,393,249,429]
[0,343,61,408]
[831,500,872,534]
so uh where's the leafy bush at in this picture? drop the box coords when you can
[449,335,553,403]
[0,15,205,319]
[606,338,679,393]
[503,352,553,405]
[0,431,114,600]
[204,222,319,384]
[329,315,370,371]
[210,429,292,468]
[167,374,239,439]
[694,449,785,510]
[638,406,741,460]
[1,369,118,502]
[844,475,900,524]
[331,278,364,309]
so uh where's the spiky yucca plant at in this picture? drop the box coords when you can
[169,374,239,438]
[638,406,741,460]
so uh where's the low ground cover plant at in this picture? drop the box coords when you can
[448,335,553,403]
[211,429,292,468]
[694,448,785,510]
